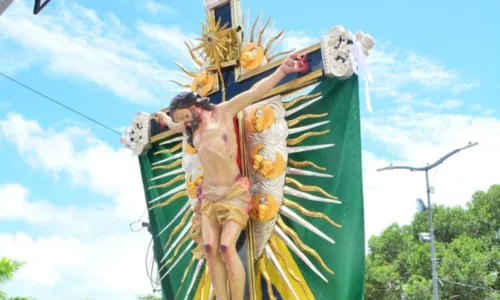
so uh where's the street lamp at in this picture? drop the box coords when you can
[377,142,478,300]
[416,198,427,212]
[418,232,431,243]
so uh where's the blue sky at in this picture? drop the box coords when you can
[0,0,499,299]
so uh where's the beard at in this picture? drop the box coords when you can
[186,108,199,133]
[184,108,200,147]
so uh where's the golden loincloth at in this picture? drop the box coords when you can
[191,176,251,258]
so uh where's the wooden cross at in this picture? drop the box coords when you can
[149,0,327,143]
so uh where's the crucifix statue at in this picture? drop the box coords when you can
[154,53,309,300]
[121,0,374,299]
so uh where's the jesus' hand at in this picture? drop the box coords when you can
[152,111,185,133]
[279,53,310,74]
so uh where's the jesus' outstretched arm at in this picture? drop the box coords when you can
[221,53,309,116]
[153,111,185,133]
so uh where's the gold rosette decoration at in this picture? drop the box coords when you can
[237,13,294,78]
[170,51,219,97]
[191,71,215,97]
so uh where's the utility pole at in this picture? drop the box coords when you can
[377,142,479,300]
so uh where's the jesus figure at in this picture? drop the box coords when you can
[154,53,309,300]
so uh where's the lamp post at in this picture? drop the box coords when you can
[377,142,478,300]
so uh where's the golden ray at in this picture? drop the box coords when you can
[166,142,183,153]
[287,130,329,146]
[191,43,204,51]
[263,70,322,99]
[184,41,204,67]
[201,265,208,298]
[214,14,221,30]
[175,255,197,298]
[169,80,191,88]
[287,113,328,127]
[268,238,311,300]
[164,209,193,249]
[264,29,284,54]
[201,19,208,32]
[148,174,184,190]
[267,49,294,62]
[250,12,262,43]
[215,46,225,59]
[209,281,215,300]
[258,16,271,46]
[285,177,338,200]
[150,191,188,210]
[164,229,193,266]
[151,159,182,171]
[174,62,197,78]
[284,92,322,109]
[283,198,342,228]
[288,158,326,171]
[154,142,183,155]
[278,218,334,275]
[214,58,226,102]
[219,22,230,32]
[259,257,276,300]
[188,40,206,59]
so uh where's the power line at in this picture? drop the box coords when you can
[439,278,499,293]
[0,72,122,136]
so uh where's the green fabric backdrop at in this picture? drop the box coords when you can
[282,75,365,300]
[138,140,196,300]
[137,75,365,300]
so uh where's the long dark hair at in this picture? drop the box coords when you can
[169,92,215,147]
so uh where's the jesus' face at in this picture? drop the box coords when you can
[172,107,195,127]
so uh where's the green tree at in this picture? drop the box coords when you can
[0,258,24,285]
[0,258,35,300]
[365,184,500,300]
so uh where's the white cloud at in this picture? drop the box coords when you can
[0,232,86,287]
[368,47,479,108]
[281,30,317,51]
[0,183,114,235]
[404,53,458,88]
[0,0,184,105]
[0,231,153,300]
[0,114,157,299]
[0,113,144,219]
[451,81,481,94]
[136,21,195,59]
[421,99,464,110]
[139,0,178,16]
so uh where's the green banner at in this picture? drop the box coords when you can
[138,144,194,300]
[137,75,365,300]
[283,76,365,299]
